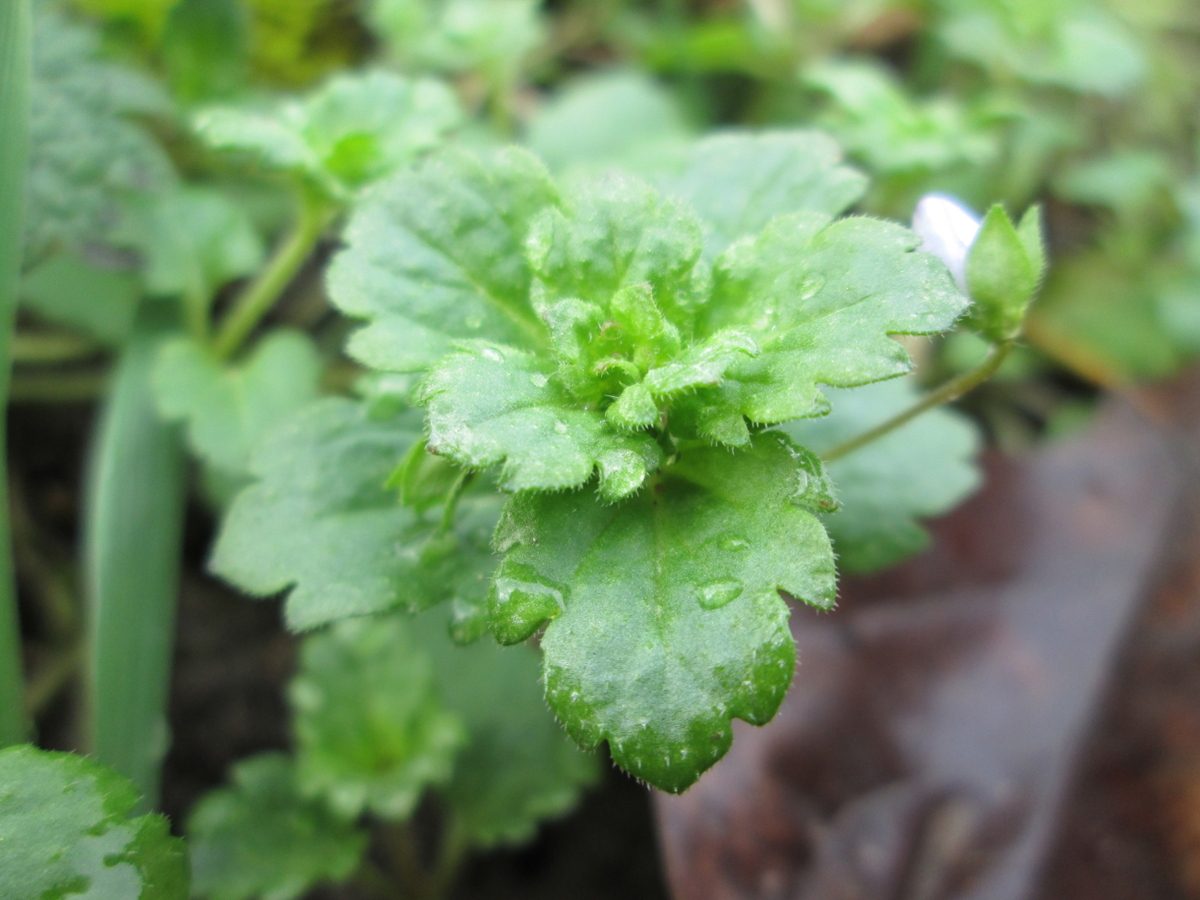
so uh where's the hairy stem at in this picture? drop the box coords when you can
[821,341,1014,463]
[0,0,33,747]
[212,192,331,360]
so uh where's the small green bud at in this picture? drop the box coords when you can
[965,203,1045,343]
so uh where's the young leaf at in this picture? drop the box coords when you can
[416,342,663,499]
[414,610,599,848]
[656,130,868,258]
[188,754,368,900]
[489,432,837,793]
[291,615,466,819]
[783,378,981,572]
[328,146,559,372]
[153,329,322,477]
[0,745,188,900]
[210,398,501,630]
[703,211,969,426]
[25,7,172,266]
[194,70,461,199]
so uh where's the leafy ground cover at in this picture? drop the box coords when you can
[6,0,1200,898]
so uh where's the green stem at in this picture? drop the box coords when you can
[84,312,187,808]
[12,331,98,364]
[821,341,1014,463]
[9,370,109,403]
[212,193,331,360]
[0,0,33,747]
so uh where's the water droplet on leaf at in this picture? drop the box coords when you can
[553,420,568,434]
[530,373,549,388]
[695,579,743,610]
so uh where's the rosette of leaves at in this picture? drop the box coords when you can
[193,69,462,201]
[326,136,970,792]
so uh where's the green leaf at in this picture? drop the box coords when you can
[413,610,598,848]
[965,204,1038,342]
[0,745,188,900]
[194,69,461,199]
[525,68,692,175]
[417,342,663,500]
[783,378,981,572]
[25,7,172,266]
[19,252,140,344]
[703,211,969,427]
[188,754,367,900]
[153,330,322,477]
[657,130,867,258]
[803,60,997,181]
[372,0,545,86]
[328,146,559,372]
[488,432,837,793]
[120,184,265,300]
[292,616,466,819]
[210,398,501,630]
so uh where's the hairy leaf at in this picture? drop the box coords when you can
[153,330,322,477]
[210,398,501,630]
[188,754,367,900]
[194,69,461,198]
[0,746,188,900]
[414,610,599,847]
[657,130,867,258]
[292,615,465,818]
[328,147,558,371]
[489,433,837,792]
[701,211,969,428]
[417,343,663,500]
[784,378,981,572]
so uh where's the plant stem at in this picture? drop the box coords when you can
[0,0,33,747]
[821,341,1014,463]
[9,370,109,403]
[212,193,331,360]
[439,470,475,537]
[84,311,187,808]
[13,331,98,364]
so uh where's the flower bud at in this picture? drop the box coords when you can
[911,194,981,292]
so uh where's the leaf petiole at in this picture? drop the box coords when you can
[820,340,1014,463]
[439,469,476,537]
[212,189,334,360]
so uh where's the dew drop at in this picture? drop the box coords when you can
[695,579,744,610]
[799,273,826,300]
[530,373,549,388]
[553,420,568,434]
[718,534,750,552]
[482,347,504,362]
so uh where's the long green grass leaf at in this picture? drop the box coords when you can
[0,0,33,747]
[84,311,186,806]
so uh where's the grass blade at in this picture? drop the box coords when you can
[84,311,187,806]
[0,0,33,746]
